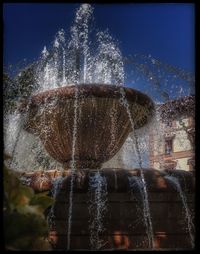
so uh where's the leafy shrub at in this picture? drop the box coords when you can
[4,154,54,250]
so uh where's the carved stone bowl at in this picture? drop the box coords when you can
[22,84,154,169]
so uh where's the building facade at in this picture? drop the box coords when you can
[149,96,195,172]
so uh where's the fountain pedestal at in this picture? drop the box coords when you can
[21,168,195,250]
[49,168,194,250]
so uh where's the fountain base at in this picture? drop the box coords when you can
[20,168,195,250]
[63,159,101,170]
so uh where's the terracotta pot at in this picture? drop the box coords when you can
[23,84,154,169]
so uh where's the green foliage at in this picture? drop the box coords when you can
[3,73,18,113]
[3,62,38,113]
[4,154,54,250]
[29,193,55,213]
[14,63,38,99]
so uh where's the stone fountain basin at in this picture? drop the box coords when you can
[20,168,195,250]
[23,84,154,169]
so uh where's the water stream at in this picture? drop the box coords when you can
[48,176,64,230]
[165,175,195,248]
[88,171,108,250]
[67,85,79,250]
[119,87,154,248]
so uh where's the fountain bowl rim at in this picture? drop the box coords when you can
[20,84,155,111]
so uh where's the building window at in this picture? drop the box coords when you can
[166,120,172,127]
[165,139,173,155]
[164,160,177,170]
[187,157,195,172]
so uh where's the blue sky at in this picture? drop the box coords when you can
[3,3,195,69]
[3,3,195,98]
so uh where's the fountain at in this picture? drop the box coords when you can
[21,84,154,169]
[4,3,195,251]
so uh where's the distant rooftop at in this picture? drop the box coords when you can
[157,95,195,122]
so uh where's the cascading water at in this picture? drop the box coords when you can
[128,175,144,197]
[48,176,64,230]
[5,1,155,246]
[3,110,42,171]
[4,112,23,161]
[67,86,79,250]
[165,175,195,248]
[32,4,124,250]
[128,174,154,248]
[119,87,154,248]
[107,103,118,154]
[88,171,108,250]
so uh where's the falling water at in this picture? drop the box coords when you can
[4,112,22,158]
[4,111,26,170]
[119,87,154,248]
[52,176,64,197]
[165,175,195,248]
[113,169,118,191]
[67,86,79,250]
[62,50,66,84]
[128,175,154,247]
[128,175,144,197]
[88,171,108,250]
[108,103,118,153]
[148,109,165,170]
[4,3,124,173]
[125,53,194,102]
[48,176,64,229]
